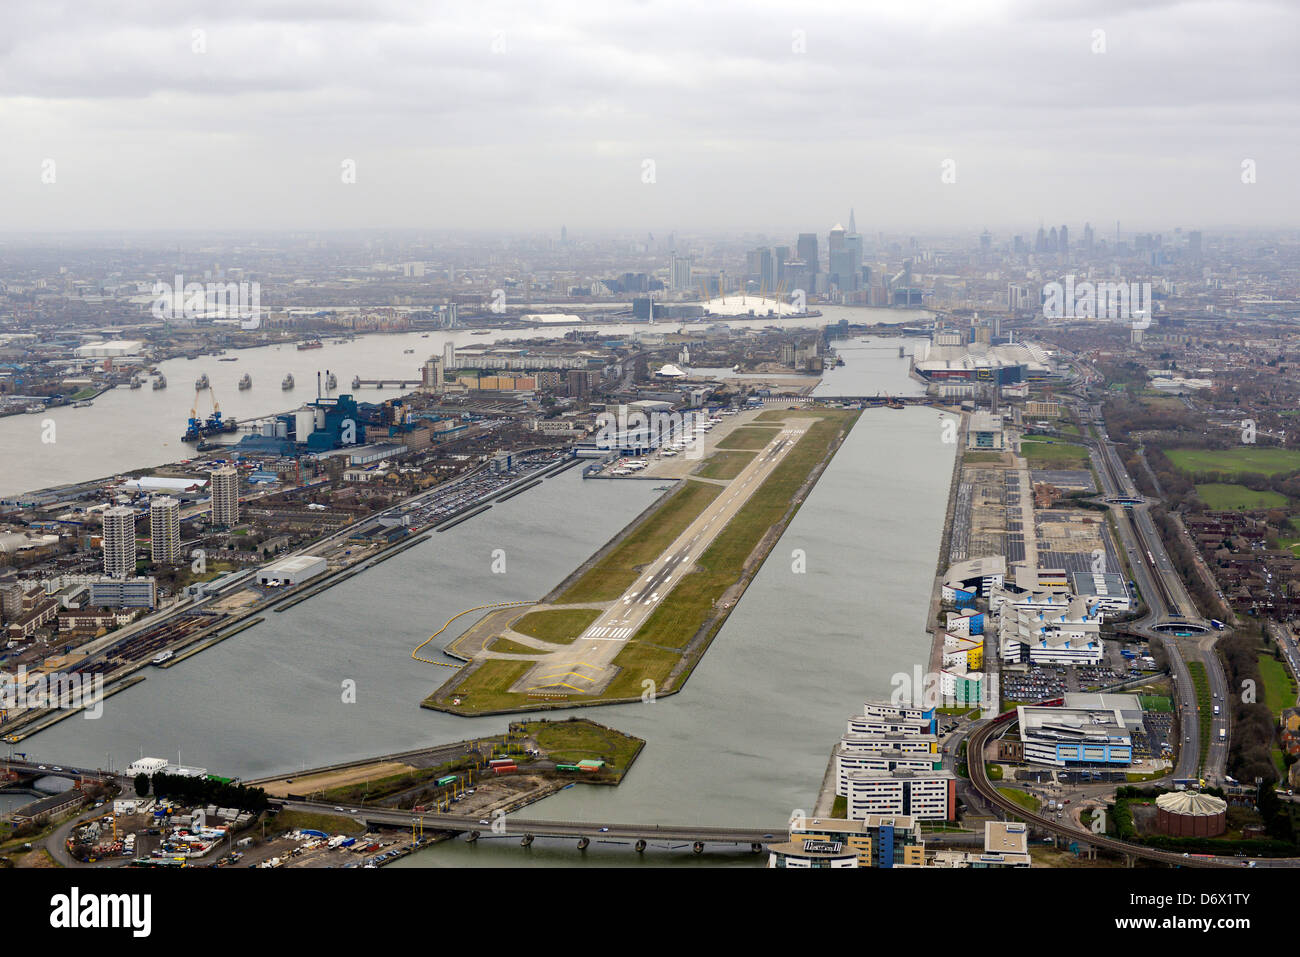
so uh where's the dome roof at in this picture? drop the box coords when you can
[1156,791,1227,816]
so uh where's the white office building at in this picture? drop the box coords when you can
[844,769,956,821]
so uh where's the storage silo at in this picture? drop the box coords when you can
[1155,791,1226,837]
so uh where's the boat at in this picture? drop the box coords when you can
[151,651,174,666]
[72,400,94,408]
[218,356,238,362]
[403,348,415,354]
[24,404,44,413]
[195,373,209,390]
[238,373,252,390]
[297,339,323,351]
[129,376,143,389]
[352,375,361,390]
[153,374,167,390]
[470,330,490,335]
[282,374,295,390]
[325,371,337,391]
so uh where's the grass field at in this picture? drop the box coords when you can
[1194,483,1289,511]
[1020,440,1091,467]
[511,607,602,645]
[521,718,643,776]
[1139,695,1174,713]
[487,637,548,655]
[964,451,1006,464]
[1258,653,1298,718]
[430,658,533,711]
[716,427,780,450]
[555,481,721,603]
[1188,660,1212,772]
[998,788,1041,813]
[694,450,757,480]
[1166,447,1300,478]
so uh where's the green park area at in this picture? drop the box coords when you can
[1020,440,1090,468]
[1166,447,1300,478]
[1194,483,1289,511]
[519,718,643,779]
[1258,653,1298,719]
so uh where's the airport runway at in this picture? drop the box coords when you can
[511,422,810,694]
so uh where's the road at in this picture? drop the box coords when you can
[1081,399,1230,784]
[278,799,778,846]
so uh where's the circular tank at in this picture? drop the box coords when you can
[1155,791,1226,838]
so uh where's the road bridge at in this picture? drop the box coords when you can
[278,799,777,851]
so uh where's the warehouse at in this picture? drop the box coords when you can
[256,555,327,586]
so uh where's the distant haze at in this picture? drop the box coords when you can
[1,0,1296,233]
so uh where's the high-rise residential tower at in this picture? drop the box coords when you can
[102,506,136,579]
[150,496,181,564]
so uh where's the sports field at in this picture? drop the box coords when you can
[1166,447,1300,478]
[1193,482,1289,511]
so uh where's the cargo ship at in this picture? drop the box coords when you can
[238,373,252,390]
[282,373,295,390]
[297,339,323,351]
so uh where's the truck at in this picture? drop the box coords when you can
[1210,619,1225,631]
[1219,728,1226,742]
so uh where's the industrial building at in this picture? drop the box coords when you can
[256,555,327,586]
[1155,791,1227,837]
[1016,694,1143,767]
[914,330,1055,385]
[1069,571,1133,616]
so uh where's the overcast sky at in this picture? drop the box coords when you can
[2,0,1296,236]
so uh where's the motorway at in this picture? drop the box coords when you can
[504,422,811,694]
[1080,397,1230,784]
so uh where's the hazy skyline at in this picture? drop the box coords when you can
[3,0,1297,234]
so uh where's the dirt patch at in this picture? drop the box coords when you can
[261,761,416,798]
